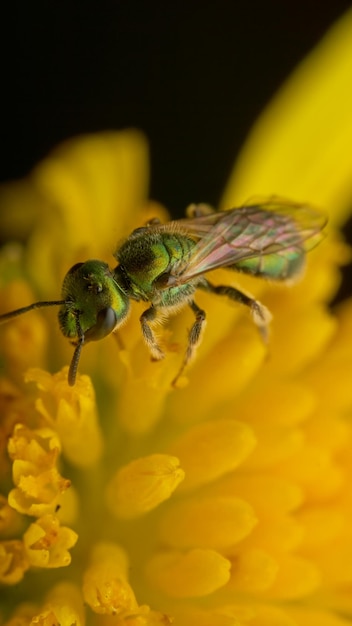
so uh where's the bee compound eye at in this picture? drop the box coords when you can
[85,307,117,342]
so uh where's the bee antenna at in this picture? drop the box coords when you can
[0,300,67,323]
[68,314,85,387]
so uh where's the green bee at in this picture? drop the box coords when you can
[0,201,326,386]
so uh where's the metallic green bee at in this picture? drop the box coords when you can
[0,201,326,386]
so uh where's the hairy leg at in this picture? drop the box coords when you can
[140,305,165,360]
[199,279,272,341]
[172,300,206,386]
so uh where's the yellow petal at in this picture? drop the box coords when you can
[242,425,304,471]
[146,548,231,597]
[228,548,279,592]
[298,507,344,550]
[0,293,48,381]
[82,542,138,616]
[23,514,78,568]
[0,493,25,537]
[7,423,71,516]
[169,419,256,492]
[215,474,304,515]
[172,604,260,626]
[0,540,29,584]
[278,444,343,501]
[40,582,85,626]
[169,319,267,424]
[25,368,103,467]
[159,496,257,549]
[287,608,352,626]
[106,454,184,519]
[265,555,321,600]
[116,350,173,434]
[246,605,297,626]
[247,514,303,555]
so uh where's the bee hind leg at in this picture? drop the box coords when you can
[200,280,272,342]
[172,300,206,387]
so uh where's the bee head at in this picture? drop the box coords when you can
[58,260,130,343]
[57,260,130,386]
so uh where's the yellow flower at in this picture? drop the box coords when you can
[1,9,352,626]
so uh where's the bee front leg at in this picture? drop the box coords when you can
[140,306,165,360]
[172,300,206,386]
[200,280,272,341]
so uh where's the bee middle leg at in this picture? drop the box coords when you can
[200,279,272,341]
[172,300,206,386]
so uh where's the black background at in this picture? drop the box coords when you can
[0,1,351,298]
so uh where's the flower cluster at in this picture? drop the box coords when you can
[1,9,352,626]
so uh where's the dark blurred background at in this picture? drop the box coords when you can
[0,1,351,297]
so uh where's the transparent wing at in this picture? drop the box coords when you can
[167,201,327,284]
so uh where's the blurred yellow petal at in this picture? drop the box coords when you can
[159,496,257,549]
[265,555,321,600]
[39,582,85,626]
[82,542,138,616]
[228,548,279,592]
[287,608,352,626]
[146,548,231,597]
[169,419,256,492]
[0,540,29,584]
[214,474,304,515]
[105,454,184,519]
[31,131,149,293]
[298,507,344,550]
[4,583,86,626]
[25,368,103,467]
[169,320,267,424]
[246,514,303,555]
[246,605,297,626]
[0,494,24,537]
